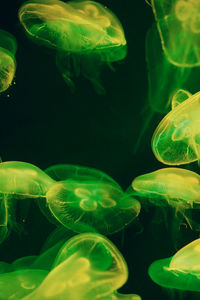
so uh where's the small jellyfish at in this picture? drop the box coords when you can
[21,233,141,300]
[152,90,200,165]
[148,238,200,291]
[18,0,127,93]
[171,89,192,110]
[151,0,200,66]
[0,161,54,243]
[131,167,200,241]
[0,29,17,93]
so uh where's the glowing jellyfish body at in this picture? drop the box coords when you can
[152,91,200,165]
[18,0,127,93]
[132,167,200,206]
[38,163,120,226]
[0,30,17,93]
[149,238,200,291]
[21,233,141,300]
[151,0,200,67]
[133,23,191,154]
[46,179,140,234]
[0,269,48,299]
[0,161,54,243]
[131,167,200,235]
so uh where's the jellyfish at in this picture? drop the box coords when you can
[0,269,48,299]
[37,163,119,226]
[131,167,200,244]
[36,163,140,234]
[45,178,141,235]
[20,233,141,300]
[148,238,200,292]
[0,29,17,93]
[133,23,192,154]
[18,0,127,93]
[171,89,192,110]
[152,90,200,165]
[0,161,54,243]
[151,0,200,67]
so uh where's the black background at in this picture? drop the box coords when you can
[0,1,199,299]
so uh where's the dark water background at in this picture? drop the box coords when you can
[0,1,199,299]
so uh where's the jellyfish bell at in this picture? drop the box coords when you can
[148,238,200,291]
[0,161,54,244]
[152,90,200,165]
[132,167,200,208]
[37,163,121,227]
[45,163,117,184]
[131,167,200,243]
[46,178,140,235]
[0,30,17,93]
[18,0,127,93]
[151,0,200,67]
[22,233,141,300]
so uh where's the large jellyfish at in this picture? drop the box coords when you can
[149,238,200,291]
[43,164,140,234]
[18,0,127,93]
[130,167,200,243]
[0,29,17,93]
[0,161,54,243]
[19,233,141,299]
[151,0,200,67]
[152,90,200,165]
[46,180,141,234]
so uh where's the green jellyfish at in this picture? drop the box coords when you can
[46,178,140,234]
[0,269,48,299]
[171,89,192,110]
[37,163,119,226]
[151,0,200,67]
[133,23,192,154]
[0,161,54,243]
[36,164,140,234]
[21,233,141,300]
[0,30,17,93]
[148,238,200,291]
[18,0,127,93]
[131,167,200,239]
[152,90,200,165]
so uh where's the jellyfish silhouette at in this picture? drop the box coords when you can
[149,238,200,292]
[151,0,200,66]
[0,161,54,243]
[0,30,17,93]
[18,0,127,93]
[152,90,200,165]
